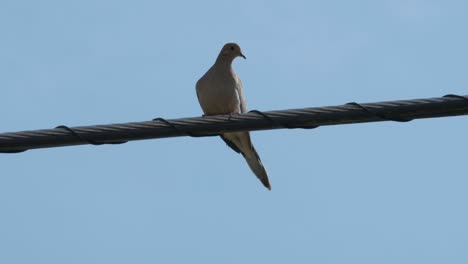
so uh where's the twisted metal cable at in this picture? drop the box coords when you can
[1,94,467,153]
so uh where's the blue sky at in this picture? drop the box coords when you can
[1,0,468,263]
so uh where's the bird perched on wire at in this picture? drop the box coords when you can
[196,43,271,190]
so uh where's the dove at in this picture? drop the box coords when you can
[196,43,271,190]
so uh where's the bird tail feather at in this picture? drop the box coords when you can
[243,146,271,190]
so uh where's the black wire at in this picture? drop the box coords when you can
[345,102,413,122]
[151,117,218,137]
[443,94,468,101]
[1,149,27,153]
[1,94,466,153]
[55,125,127,145]
[248,110,319,129]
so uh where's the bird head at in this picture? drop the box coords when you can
[217,43,246,63]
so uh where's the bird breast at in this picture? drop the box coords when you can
[196,68,241,115]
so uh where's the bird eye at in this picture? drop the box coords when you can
[230,46,235,51]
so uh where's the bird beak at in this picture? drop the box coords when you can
[240,53,246,59]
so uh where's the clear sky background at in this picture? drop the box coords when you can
[1,0,467,263]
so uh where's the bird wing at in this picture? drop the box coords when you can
[235,74,247,113]
[220,134,242,153]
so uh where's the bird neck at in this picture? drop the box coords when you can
[215,54,234,67]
